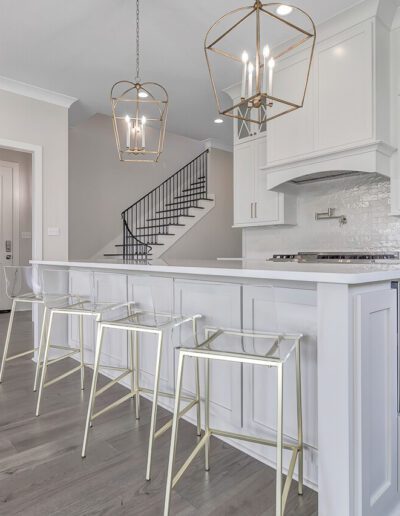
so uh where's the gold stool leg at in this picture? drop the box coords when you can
[146,330,163,481]
[79,314,85,390]
[36,310,55,416]
[164,351,186,516]
[276,363,283,516]
[296,339,303,495]
[0,298,17,383]
[134,331,140,419]
[205,357,210,471]
[33,305,48,392]
[82,323,105,458]
[193,317,201,437]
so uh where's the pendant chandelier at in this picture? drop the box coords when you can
[111,0,168,163]
[204,2,316,126]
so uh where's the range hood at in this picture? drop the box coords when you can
[259,0,398,192]
[264,141,396,191]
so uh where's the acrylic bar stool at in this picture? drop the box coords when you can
[164,328,303,516]
[0,266,46,391]
[81,278,202,482]
[35,269,123,416]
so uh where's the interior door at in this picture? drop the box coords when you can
[0,164,13,310]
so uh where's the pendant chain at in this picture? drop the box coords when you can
[135,0,140,82]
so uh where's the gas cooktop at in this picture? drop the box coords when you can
[268,252,400,263]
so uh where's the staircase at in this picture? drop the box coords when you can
[104,150,214,260]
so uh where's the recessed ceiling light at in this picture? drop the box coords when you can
[214,118,224,124]
[276,4,293,16]
[138,90,148,98]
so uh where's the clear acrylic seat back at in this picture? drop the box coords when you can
[4,266,40,300]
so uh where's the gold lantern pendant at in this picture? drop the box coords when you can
[204,1,316,127]
[111,0,168,163]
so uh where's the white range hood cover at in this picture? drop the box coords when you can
[263,140,396,190]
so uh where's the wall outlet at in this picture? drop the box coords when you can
[47,227,60,236]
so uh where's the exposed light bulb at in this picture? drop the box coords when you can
[125,115,130,123]
[141,115,146,124]
[248,62,254,73]
[276,4,293,16]
[263,45,270,59]
[241,51,249,63]
[214,118,223,124]
[138,90,148,98]
[268,57,275,69]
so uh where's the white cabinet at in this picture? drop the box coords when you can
[264,14,395,186]
[242,284,318,485]
[355,288,398,516]
[234,136,297,227]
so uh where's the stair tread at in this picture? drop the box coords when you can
[136,224,185,229]
[134,232,176,237]
[115,243,164,247]
[147,215,195,222]
[174,193,207,199]
[156,207,204,213]
[182,186,206,193]
[104,253,153,257]
[156,207,203,214]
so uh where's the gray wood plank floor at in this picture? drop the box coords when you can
[0,311,318,515]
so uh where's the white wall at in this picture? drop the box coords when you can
[243,173,400,257]
[0,149,32,265]
[0,89,69,260]
[69,114,241,260]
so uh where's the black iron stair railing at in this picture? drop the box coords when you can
[116,149,209,260]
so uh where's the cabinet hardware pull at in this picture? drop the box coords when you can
[255,202,257,218]
[251,203,253,218]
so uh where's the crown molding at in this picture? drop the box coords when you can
[202,137,233,153]
[0,75,77,108]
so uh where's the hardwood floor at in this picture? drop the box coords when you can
[0,311,318,515]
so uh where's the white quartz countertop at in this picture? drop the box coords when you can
[30,258,400,284]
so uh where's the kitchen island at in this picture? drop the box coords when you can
[31,258,400,516]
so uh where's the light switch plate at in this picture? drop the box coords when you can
[47,227,60,236]
[21,232,32,239]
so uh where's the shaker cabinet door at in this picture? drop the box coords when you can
[234,140,255,225]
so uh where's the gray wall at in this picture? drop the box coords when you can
[69,113,241,260]
[0,89,69,260]
[0,149,32,265]
[163,148,242,260]
[69,114,204,259]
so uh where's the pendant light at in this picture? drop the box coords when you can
[111,0,168,163]
[204,2,316,126]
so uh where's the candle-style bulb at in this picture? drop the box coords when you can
[242,51,249,63]
[268,57,275,69]
[263,45,270,59]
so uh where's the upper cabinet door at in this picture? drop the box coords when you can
[317,21,373,150]
[253,137,280,223]
[234,140,255,225]
[267,46,315,164]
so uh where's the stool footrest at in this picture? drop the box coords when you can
[47,349,81,366]
[44,364,83,388]
[211,428,299,452]
[154,399,198,440]
[5,348,36,361]
[92,391,135,420]
[172,431,211,488]
[94,370,132,397]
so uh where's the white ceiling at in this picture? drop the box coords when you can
[0,0,362,143]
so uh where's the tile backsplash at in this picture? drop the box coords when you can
[243,173,400,258]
